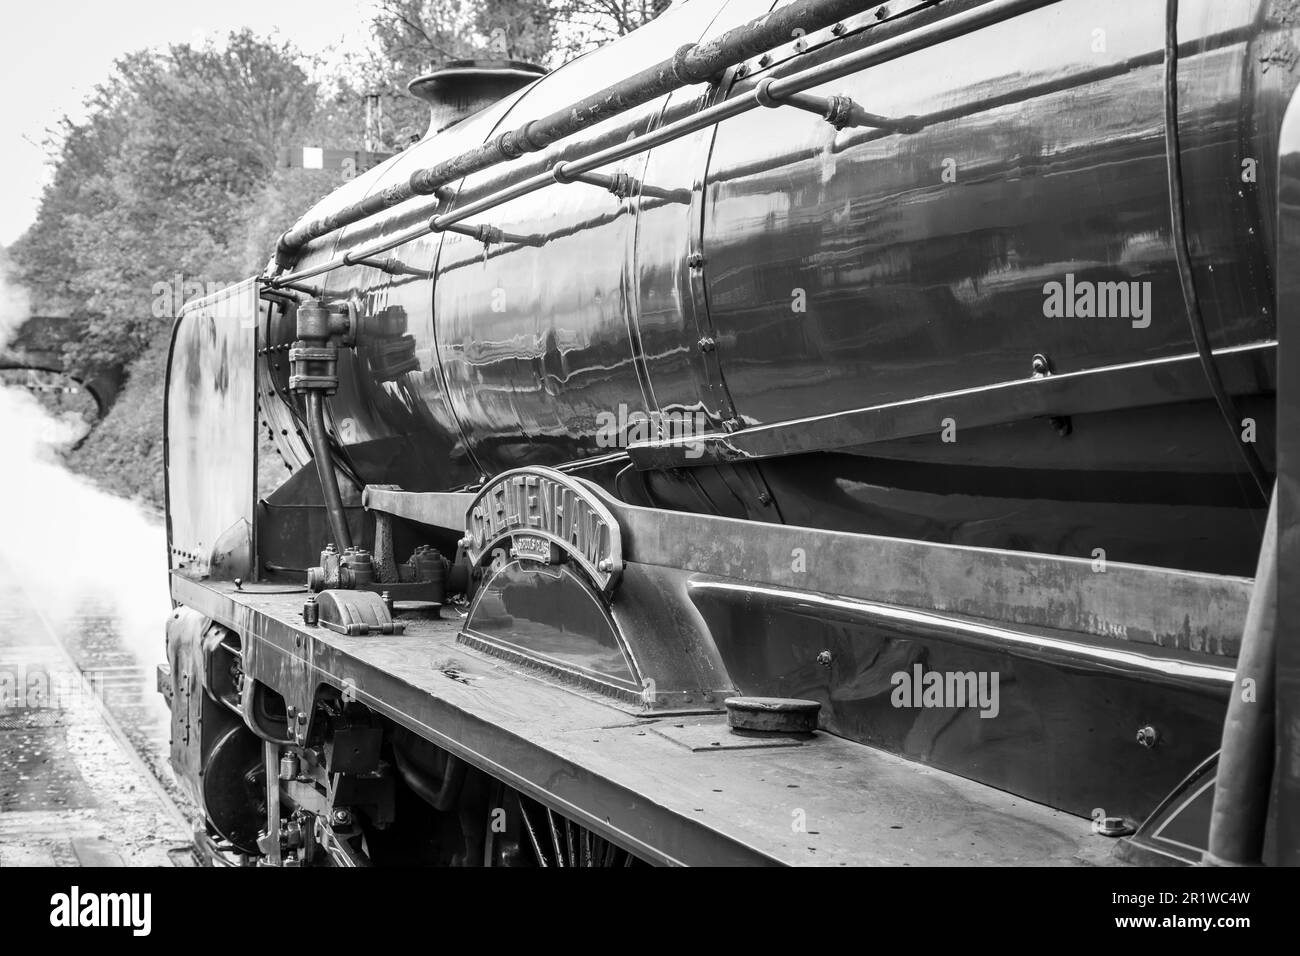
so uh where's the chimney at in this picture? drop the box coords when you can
[407,59,547,137]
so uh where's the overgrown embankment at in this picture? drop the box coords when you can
[65,340,168,514]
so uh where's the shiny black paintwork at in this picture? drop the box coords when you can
[227,0,1300,832]
[273,0,1292,575]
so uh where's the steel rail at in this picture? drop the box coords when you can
[274,0,911,266]
[269,0,1060,290]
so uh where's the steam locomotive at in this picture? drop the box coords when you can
[159,0,1298,865]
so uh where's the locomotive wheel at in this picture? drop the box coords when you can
[201,725,265,855]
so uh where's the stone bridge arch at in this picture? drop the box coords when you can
[0,316,125,415]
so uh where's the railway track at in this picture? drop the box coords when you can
[0,566,197,866]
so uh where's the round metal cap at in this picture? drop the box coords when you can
[1096,816,1136,838]
[407,59,547,134]
[724,697,821,734]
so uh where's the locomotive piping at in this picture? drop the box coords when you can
[391,737,468,813]
[269,0,1064,290]
[272,0,893,267]
[1164,0,1270,501]
[306,391,354,552]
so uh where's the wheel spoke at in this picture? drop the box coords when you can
[493,787,639,867]
[545,807,566,867]
[516,796,549,868]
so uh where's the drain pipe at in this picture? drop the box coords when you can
[305,391,353,553]
[1204,489,1277,866]
[290,299,356,552]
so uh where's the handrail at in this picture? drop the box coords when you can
[273,0,918,267]
[268,0,1062,289]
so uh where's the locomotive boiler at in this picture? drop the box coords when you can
[159,0,1299,866]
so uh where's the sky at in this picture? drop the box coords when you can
[0,0,374,246]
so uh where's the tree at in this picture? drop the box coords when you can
[12,31,328,376]
[550,0,672,59]
[12,5,678,380]
[358,0,671,146]
[358,0,557,147]
[475,0,559,63]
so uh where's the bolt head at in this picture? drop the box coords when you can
[1096,816,1134,838]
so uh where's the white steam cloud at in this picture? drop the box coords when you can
[0,385,171,732]
[0,252,33,351]
[0,255,169,734]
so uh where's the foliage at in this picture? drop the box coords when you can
[11,31,332,377]
[550,0,672,59]
[358,0,670,146]
[64,335,170,510]
[13,4,678,367]
[352,0,558,147]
